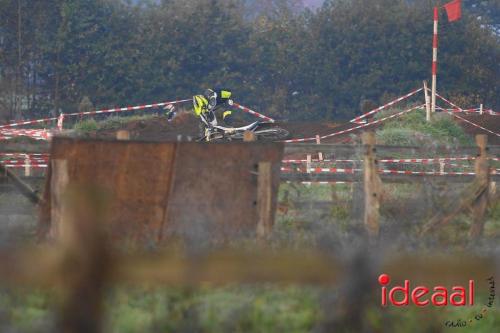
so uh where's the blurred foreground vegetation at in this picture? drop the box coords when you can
[1,285,498,332]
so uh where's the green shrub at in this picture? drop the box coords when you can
[430,114,472,145]
[74,118,100,132]
[377,108,472,146]
[377,127,422,146]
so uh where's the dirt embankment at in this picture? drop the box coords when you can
[93,113,200,141]
[89,112,346,142]
[92,113,499,145]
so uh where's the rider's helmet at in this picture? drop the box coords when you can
[204,89,218,110]
[193,95,209,117]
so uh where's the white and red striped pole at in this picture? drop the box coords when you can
[431,6,439,114]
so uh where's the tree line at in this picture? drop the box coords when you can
[0,0,498,123]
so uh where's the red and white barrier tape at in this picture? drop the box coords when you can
[64,99,191,117]
[0,153,49,164]
[282,157,476,164]
[434,94,500,137]
[0,117,58,130]
[0,153,49,157]
[350,88,423,123]
[485,110,499,116]
[4,164,493,173]
[450,112,500,137]
[0,128,50,136]
[321,104,425,141]
[1,164,48,168]
[0,98,273,140]
[415,91,499,138]
[432,91,499,116]
[8,159,47,162]
[433,92,464,111]
[307,167,359,174]
[0,135,46,141]
[281,167,359,174]
[231,102,275,123]
[0,98,191,130]
[379,157,475,164]
[282,167,495,177]
[378,169,478,176]
[283,159,359,164]
[282,159,333,164]
[0,129,51,141]
[284,104,425,143]
[1,158,49,165]
[436,107,499,116]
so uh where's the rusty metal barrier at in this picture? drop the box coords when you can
[38,137,284,244]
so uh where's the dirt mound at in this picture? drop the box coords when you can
[91,112,347,142]
[282,122,337,137]
[96,113,200,141]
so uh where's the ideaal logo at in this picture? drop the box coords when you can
[378,274,474,307]
[378,274,496,328]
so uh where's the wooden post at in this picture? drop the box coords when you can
[474,135,489,186]
[57,113,65,131]
[316,135,324,161]
[24,153,31,177]
[51,159,109,333]
[50,159,69,240]
[469,135,489,239]
[362,132,380,238]
[306,154,312,174]
[490,181,497,197]
[424,81,431,122]
[479,104,483,115]
[0,162,41,204]
[256,162,273,239]
[243,131,256,142]
[116,130,130,140]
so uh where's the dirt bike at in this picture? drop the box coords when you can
[198,111,289,142]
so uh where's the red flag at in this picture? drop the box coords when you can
[444,0,462,22]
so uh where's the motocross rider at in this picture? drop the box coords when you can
[165,88,234,126]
